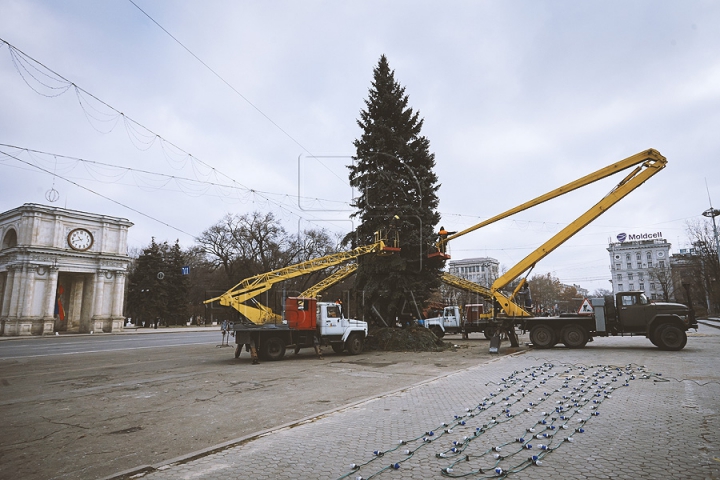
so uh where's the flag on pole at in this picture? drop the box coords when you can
[55,285,66,321]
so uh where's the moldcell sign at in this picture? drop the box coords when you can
[616,232,663,242]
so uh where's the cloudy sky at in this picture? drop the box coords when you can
[1,0,719,293]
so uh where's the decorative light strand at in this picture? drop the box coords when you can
[337,363,654,480]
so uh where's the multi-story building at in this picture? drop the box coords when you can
[607,232,671,300]
[447,257,499,287]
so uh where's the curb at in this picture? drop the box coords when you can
[698,319,720,330]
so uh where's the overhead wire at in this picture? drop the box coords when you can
[124,0,348,186]
[0,144,351,211]
[0,149,194,238]
[0,37,351,232]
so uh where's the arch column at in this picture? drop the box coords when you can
[110,271,126,331]
[91,270,108,333]
[8,265,25,319]
[1,265,17,318]
[21,266,42,335]
[7,265,33,335]
[42,267,59,319]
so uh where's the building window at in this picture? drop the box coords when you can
[617,274,622,281]
[628,273,634,280]
[618,284,624,291]
[659,260,665,268]
[626,253,631,261]
[639,272,644,280]
[629,283,635,290]
[650,283,655,290]
[627,263,632,269]
[647,252,652,260]
[615,263,621,270]
[648,261,652,268]
[652,293,657,299]
[636,252,641,261]
[640,282,645,290]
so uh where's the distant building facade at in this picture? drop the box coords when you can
[0,204,132,336]
[669,249,699,303]
[447,257,499,287]
[607,232,671,300]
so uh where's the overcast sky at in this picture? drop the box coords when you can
[1,1,719,293]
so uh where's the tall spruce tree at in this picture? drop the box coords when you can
[349,55,442,325]
[126,238,189,326]
[165,240,189,325]
[126,238,167,326]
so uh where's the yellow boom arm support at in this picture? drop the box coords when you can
[490,149,667,316]
[437,149,668,255]
[205,241,387,324]
[300,263,359,298]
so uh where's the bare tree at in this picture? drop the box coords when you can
[649,265,674,302]
[529,273,563,314]
[195,211,341,308]
[684,219,720,314]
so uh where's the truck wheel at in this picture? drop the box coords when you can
[656,324,687,351]
[430,326,445,339]
[648,328,661,347]
[529,324,556,349]
[346,334,364,355]
[331,343,344,354]
[261,336,286,361]
[561,325,588,348]
[234,344,242,359]
[483,326,496,340]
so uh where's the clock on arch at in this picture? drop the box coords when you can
[67,228,94,251]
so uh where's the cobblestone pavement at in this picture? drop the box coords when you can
[111,325,720,480]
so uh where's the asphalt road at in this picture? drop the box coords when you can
[0,330,512,480]
[0,332,219,359]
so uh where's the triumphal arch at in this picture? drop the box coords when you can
[0,204,133,336]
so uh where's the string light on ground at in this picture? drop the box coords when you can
[336,363,660,480]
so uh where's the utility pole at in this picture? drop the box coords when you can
[702,181,720,269]
[701,182,720,315]
[702,207,720,267]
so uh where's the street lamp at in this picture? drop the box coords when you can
[701,207,720,268]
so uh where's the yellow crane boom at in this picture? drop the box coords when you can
[437,149,668,255]
[490,149,667,317]
[441,272,494,300]
[299,263,358,298]
[205,239,389,324]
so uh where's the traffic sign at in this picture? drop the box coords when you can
[577,298,593,315]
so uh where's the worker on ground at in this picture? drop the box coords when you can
[249,338,259,365]
[522,283,533,310]
[313,334,324,360]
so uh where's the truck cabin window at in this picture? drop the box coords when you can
[326,306,340,318]
[621,295,637,306]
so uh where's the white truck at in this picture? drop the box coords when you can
[232,297,368,362]
[418,306,462,338]
[419,304,494,339]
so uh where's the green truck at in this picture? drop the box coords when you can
[519,291,697,351]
